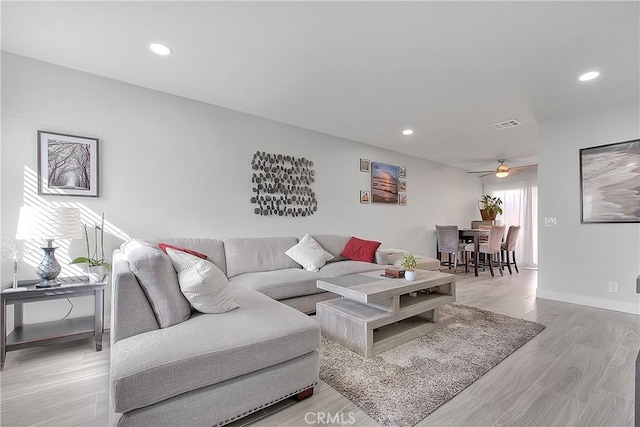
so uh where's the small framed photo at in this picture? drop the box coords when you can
[360,190,371,204]
[399,166,406,178]
[360,158,371,173]
[399,192,407,206]
[399,179,407,192]
[38,131,99,197]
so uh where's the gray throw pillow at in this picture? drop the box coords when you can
[124,240,191,328]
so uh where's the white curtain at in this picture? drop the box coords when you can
[484,180,538,268]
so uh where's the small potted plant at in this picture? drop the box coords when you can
[401,253,420,281]
[70,213,111,283]
[478,194,503,220]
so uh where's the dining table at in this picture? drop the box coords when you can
[458,228,491,277]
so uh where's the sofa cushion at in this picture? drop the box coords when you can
[148,238,227,275]
[166,248,239,314]
[319,260,382,277]
[224,236,300,277]
[340,236,382,262]
[230,268,326,300]
[110,287,320,413]
[285,233,334,272]
[311,234,350,262]
[122,240,191,328]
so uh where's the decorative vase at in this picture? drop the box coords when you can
[12,260,19,289]
[88,265,107,284]
[35,246,62,287]
[405,270,416,281]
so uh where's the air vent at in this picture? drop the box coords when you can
[491,119,522,130]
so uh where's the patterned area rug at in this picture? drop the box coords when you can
[319,304,545,427]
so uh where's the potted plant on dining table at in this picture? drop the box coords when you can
[478,194,503,220]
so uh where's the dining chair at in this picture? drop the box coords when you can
[435,225,467,272]
[477,224,492,242]
[464,225,505,277]
[501,225,521,274]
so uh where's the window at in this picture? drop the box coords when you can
[485,181,538,268]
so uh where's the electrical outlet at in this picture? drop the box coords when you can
[545,217,557,226]
[608,281,619,293]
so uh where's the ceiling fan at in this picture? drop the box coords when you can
[467,159,537,178]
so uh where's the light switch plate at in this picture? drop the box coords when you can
[545,217,557,226]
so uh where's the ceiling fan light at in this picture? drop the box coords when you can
[495,170,509,178]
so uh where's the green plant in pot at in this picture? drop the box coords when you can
[478,194,503,220]
[70,213,111,283]
[401,253,421,281]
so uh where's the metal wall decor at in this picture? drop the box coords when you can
[250,151,317,217]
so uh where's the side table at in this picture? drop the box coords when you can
[1,280,105,370]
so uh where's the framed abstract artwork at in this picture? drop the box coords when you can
[360,190,370,204]
[38,131,99,197]
[580,139,640,223]
[360,158,371,172]
[371,162,399,204]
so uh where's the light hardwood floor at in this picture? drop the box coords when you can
[1,269,637,427]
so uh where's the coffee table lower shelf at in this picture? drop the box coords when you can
[317,293,455,358]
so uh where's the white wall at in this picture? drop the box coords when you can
[538,102,640,314]
[1,53,482,325]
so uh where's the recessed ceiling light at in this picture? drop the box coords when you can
[150,42,172,56]
[579,71,599,82]
[402,129,414,136]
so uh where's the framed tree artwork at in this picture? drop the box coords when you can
[38,131,99,197]
[580,139,639,223]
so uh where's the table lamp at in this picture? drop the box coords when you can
[15,206,82,287]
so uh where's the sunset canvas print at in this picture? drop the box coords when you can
[371,162,399,204]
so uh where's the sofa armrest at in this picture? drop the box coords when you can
[111,251,159,344]
[375,250,388,265]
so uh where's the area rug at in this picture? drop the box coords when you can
[319,304,545,427]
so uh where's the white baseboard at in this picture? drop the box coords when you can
[537,289,640,315]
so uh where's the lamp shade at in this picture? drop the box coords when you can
[16,206,83,241]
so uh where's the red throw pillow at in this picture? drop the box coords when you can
[340,237,381,263]
[158,243,208,260]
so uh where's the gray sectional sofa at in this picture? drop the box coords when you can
[110,234,439,426]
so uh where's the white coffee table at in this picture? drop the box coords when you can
[316,269,456,358]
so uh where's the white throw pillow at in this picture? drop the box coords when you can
[285,233,334,272]
[166,248,239,314]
